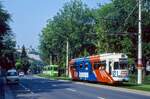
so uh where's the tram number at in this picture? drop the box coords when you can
[113,71,118,77]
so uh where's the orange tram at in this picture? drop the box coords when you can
[69,53,129,84]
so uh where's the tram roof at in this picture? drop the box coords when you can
[70,53,127,62]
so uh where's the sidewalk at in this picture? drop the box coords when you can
[0,77,4,99]
[4,84,15,99]
[0,77,15,99]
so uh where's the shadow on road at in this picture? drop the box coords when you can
[0,77,4,99]
[8,77,72,99]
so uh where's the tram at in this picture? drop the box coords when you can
[69,53,129,84]
[43,65,58,77]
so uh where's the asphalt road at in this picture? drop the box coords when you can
[6,75,150,99]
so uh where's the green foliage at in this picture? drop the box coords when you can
[21,45,27,58]
[39,0,97,66]
[39,0,150,68]
[0,3,11,35]
[0,2,16,69]
[15,59,22,70]
[20,45,30,73]
[143,43,150,60]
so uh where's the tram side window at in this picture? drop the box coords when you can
[120,63,127,69]
[94,62,100,69]
[100,61,106,70]
[73,64,77,69]
[45,68,47,71]
[75,63,78,70]
[54,67,58,71]
[85,63,88,70]
[109,62,112,74]
[114,62,119,69]
[70,65,74,69]
[70,64,76,70]
[43,68,45,71]
[48,67,51,70]
[85,63,88,67]
[80,63,83,69]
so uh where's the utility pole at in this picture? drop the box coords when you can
[49,54,52,65]
[55,33,69,77]
[137,0,142,84]
[66,39,69,77]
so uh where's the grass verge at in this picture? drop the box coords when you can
[36,73,71,80]
[121,74,150,91]
[119,83,150,91]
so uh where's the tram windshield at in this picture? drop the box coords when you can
[114,62,128,69]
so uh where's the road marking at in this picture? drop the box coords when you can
[58,80,70,82]
[17,93,38,97]
[19,83,34,94]
[66,88,77,92]
[30,91,34,94]
[19,83,28,90]
[97,97,105,99]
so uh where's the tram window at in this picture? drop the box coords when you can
[48,67,51,70]
[75,63,78,69]
[109,62,112,67]
[101,61,106,66]
[70,64,73,68]
[71,65,75,69]
[80,64,83,68]
[109,62,112,74]
[85,63,88,70]
[74,64,77,69]
[85,63,88,67]
[54,67,58,71]
[114,62,119,69]
[120,63,127,69]
[100,61,106,70]
[94,62,100,69]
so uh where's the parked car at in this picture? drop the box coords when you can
[19,72,24,77]
[6,69,19,84]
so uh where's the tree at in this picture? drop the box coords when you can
[95,0,150,64]
[39,0,97,66]
[15,59,22,70]
[39,0,150,68]
[0,2,16,70]
[20,45,30,74]
[21,45,27,58]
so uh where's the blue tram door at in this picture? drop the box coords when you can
[75,58,87,80]
[85,59,97,81]
[76,58,96,81]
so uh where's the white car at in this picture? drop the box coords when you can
[6,69,19,84]
[19,72,24,77]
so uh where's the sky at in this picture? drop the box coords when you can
[2,0,110,49]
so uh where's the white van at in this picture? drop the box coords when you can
[6,69,19,84]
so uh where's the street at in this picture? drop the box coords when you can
[5,75,150,99]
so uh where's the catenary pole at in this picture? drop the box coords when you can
[137,0,142,84]
[66,39,69,77]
